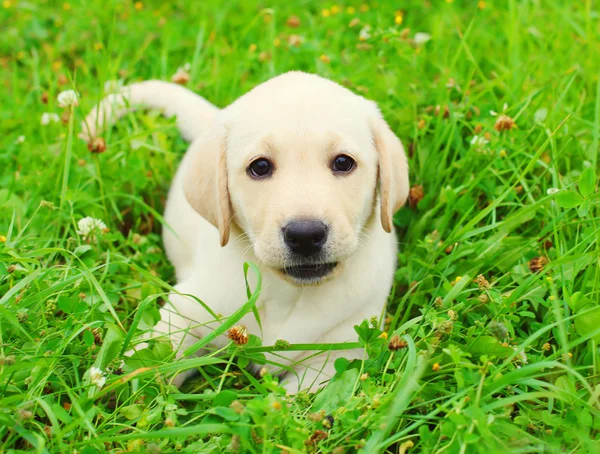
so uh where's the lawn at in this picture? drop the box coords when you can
[1,0,600,452]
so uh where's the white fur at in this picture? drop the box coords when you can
[81,72,408,393]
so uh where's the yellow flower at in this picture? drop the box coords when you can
[62,2,70,10]
[0,235,6,243]
[432,363,440,372]
[478,1,486,9]
[52,60,62,71]
[16,51,25,59]
[321,8,330,17]
[249,43,257,52]
[273,38,281,47]
[395,14,403,25]
[346,6,355,14]
[499,149,507,158]
[330,5,340,14]
[378,332,388,340]
[94,42,103,51]
[319,54,330,64]
[360,4,369,12]
[134,1,143,10]
[2,0,12,9]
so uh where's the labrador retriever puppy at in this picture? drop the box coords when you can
[80,71,409,393]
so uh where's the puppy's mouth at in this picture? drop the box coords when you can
[281,262,338,283]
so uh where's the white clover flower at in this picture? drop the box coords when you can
[359,26,371,41]
[89,367,106,388]
[414,32,431,45]
[57,89,79,108]
[103,79,123,94]
[470,135,489,148]
[513,347,528,367]
[41,112,60,126]
[76,216,108,241]
[547,188,559,195]
[15,135,25,144]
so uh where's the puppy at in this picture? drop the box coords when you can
[81,71,409,393]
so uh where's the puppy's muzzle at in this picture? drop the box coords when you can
[283,219,328,257]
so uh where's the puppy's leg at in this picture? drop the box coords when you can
[127,287,218,387]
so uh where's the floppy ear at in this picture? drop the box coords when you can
[182,128,232,246]
[371,115,410,233]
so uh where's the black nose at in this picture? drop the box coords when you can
[283,220,328,257]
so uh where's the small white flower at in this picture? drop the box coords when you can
[76,216,108,241]
[41,112,60,125]
[15,135,25,144]
[547,188,559,195]
[513,347,528,366]
[359,26,371,41]
[470,135,489,148]
[414,32,431,45]
[89,367,106,388]
[57,89,79,108]
[103,79,123,94]
[182,62,191,72]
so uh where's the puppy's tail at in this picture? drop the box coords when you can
[79,80,218,143]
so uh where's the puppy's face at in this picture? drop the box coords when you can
[228,128,377,284]
[184,72,409,285]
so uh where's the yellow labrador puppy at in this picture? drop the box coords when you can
[81,72,409,393]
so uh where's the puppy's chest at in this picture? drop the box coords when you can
[241,282,344,346]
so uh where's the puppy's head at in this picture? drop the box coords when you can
[184,72,409,285]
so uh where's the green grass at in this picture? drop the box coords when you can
[1,0,600,452]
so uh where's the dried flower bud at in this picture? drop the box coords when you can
[388,335,408,351]
[528,256,548,273]
[87,137,106,153]
[494,114,516,132]
[286,15,301,27]
[475,274,490,290]
[227,325,248,345]
[306,430,328,446]
[408,185,424,209]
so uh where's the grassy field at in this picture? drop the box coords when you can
[2,0,600,452]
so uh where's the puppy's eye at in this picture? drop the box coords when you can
[331,154,355,174]
[248,158,273,179]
